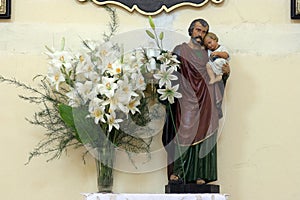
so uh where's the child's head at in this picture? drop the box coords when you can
[204,32,219,51]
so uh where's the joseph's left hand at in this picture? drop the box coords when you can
[222,62,230,74]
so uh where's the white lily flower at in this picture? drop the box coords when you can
[98,77,118,98]
[157,52,180,71]
[76,53,97,78]
[153,64,178,88]
[127,98,141,115]
[105,91,129,114]
[118,77,138,98]
[47,66,65,91]
[87,71,101,83]
[87,98,106,124]
[130,72,146,91]
[96,42,120,71]
[157,84,182,104]
[75,54,100,82]
[48,50,74,70]
[106,112,123,132]
[75,81,93,104]
[102,94,123,114]
[107,60,122,76]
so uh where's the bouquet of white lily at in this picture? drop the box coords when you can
[0,12,182,192]
[43,16,182,148]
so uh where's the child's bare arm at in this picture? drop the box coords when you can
[211,51,229,59]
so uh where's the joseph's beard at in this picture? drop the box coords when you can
[191,36,203,46]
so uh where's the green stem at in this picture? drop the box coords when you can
[154,31,161,49]
[160,39,163,50]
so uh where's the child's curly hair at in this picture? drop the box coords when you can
[204,32,219,42]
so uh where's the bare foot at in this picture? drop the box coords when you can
[169,174,183,184]
[170,174,179,181]
[215,75,222,82]
[209,76,222,85]
[196,178,206,185]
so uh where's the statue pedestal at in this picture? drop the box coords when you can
[165,184,220,193]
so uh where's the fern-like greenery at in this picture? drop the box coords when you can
[103,6,119,42]
[0,75,81,163]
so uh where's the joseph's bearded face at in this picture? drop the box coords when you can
[191,22,209,45]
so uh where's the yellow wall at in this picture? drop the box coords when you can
[1,0,300,200]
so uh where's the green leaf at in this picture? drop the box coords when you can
[58,104,107,147]
[58,104,75,129]
[146,30,155,39]
[148,16,155,30]
[159,32,164,40]
[58,104,82,143]
[45,45,54,53]
[72,106,107,147]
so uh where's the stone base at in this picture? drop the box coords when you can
[165,184,220,193]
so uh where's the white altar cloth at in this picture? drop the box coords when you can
[83,193,229,200]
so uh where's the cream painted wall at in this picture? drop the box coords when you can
[1,0,300,200]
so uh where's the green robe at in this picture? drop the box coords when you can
[172,131,218,183]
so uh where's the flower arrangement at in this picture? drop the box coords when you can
[0,8,181,192]
[43,15,182,154]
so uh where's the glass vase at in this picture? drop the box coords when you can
[94,144,114,193]
[95,158,113,193]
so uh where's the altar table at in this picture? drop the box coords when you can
[83,193,229,200]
